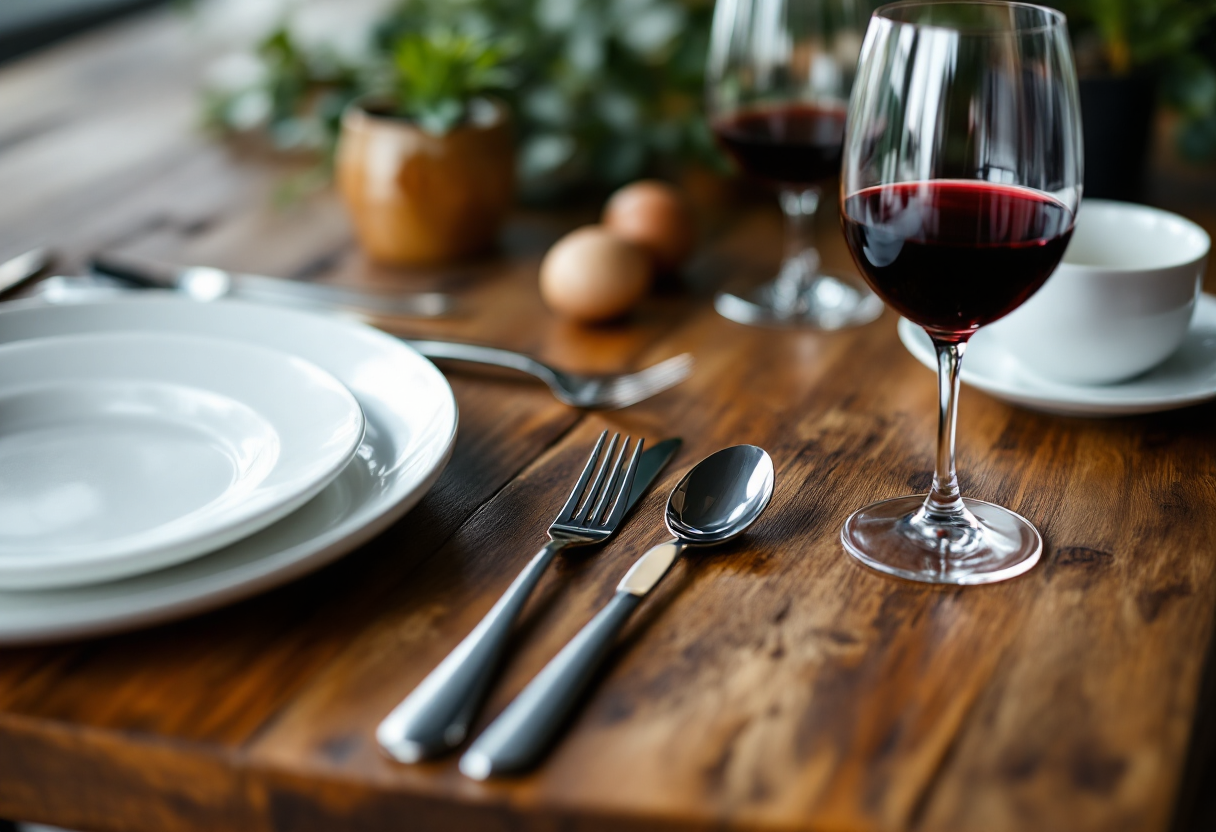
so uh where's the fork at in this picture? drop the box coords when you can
[377,431,645,763]
[404,339,693,409]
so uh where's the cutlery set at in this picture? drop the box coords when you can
[379,432,775,777]
[0,249,694,411]
[0,248,764,774]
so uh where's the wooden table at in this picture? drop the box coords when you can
[2,10,1214,832]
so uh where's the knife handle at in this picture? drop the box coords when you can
[459,589,643,779]
[376,539,567,763]
[459,539,685,778]
[456,535,681,780]
[89,256,173,289]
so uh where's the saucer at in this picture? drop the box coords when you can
[0,332,365,588]
[897,294,1216,416]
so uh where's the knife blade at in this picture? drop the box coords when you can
[625,437,681,514]
[0,248,51,298]
[89,255,455,318]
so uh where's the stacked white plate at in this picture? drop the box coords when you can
[0,296,457,644]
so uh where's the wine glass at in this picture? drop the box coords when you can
[839,0,1083,583]
[706,0,884,329]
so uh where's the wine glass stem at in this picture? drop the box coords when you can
[926,337,967,521]
[779,186,822,275]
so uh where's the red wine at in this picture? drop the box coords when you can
[712,104,847,185]
[841,181,1074,340]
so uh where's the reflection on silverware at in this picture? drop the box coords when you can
[376,431,674,763]
[460,444,775,779]
[90,254,455,318]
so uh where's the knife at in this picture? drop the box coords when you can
[377,436,682,763]
[626,438,681,513]
[0,248,51,298]
[89,255,455,318]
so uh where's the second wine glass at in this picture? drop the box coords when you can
[707,0,883,329]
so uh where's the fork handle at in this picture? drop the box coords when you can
[404,339,558,386]
[459,590,643,779]
[376,539,567,762]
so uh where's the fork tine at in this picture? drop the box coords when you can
[618,354,692,391]
[556,430,607,522]
[603,437,645,528]
[574,433,620,523]
[603,354,694,408]
[589,435,631,524]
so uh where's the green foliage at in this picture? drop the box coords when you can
[201,0,1216,191]
[203,0,720,198]
[386,32,515,133]
[372,0,721,194]
[1045,0,1216,161]
[1049,0,1216,74]
[1164,51,1216,161]
[201,24,359,157]
[259,27,360,149]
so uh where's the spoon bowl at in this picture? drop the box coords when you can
[666,444,774,545]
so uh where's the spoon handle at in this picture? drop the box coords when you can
[460,540,685,779]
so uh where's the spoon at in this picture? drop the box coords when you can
[460,444,776,779]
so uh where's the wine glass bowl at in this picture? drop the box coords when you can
[839,0,1083,584]
[706,0,883,329]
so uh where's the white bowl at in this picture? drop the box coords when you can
[986,200,1209,385]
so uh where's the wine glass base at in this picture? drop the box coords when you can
[841,495,1042,585]
[715,272,883,330]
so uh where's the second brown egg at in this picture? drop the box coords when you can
[602,180,696,273]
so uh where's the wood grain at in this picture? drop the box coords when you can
[1,8,1214,832]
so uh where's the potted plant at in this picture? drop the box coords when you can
[202,0,720,207]
[1048,0,1216,200]
[335,31,516,265]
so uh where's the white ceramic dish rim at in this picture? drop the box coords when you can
[1063,199,1210,273]
[0,296,457,644]
[897,294,1216,416]
[0,331,366,586]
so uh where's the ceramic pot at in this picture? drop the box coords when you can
[336,98,514,265]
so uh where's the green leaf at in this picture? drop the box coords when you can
[388,30,515,132]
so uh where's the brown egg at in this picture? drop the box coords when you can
[540,226,652,323]
[602,180,696,272]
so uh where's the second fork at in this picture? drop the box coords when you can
[405,339,694,409]
[377,431,644,762]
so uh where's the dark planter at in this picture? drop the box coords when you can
[1079,73,1157,201]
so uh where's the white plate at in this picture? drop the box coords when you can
[0,297,457,643]
[898,294,1216,416]
[0,333,365,589]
